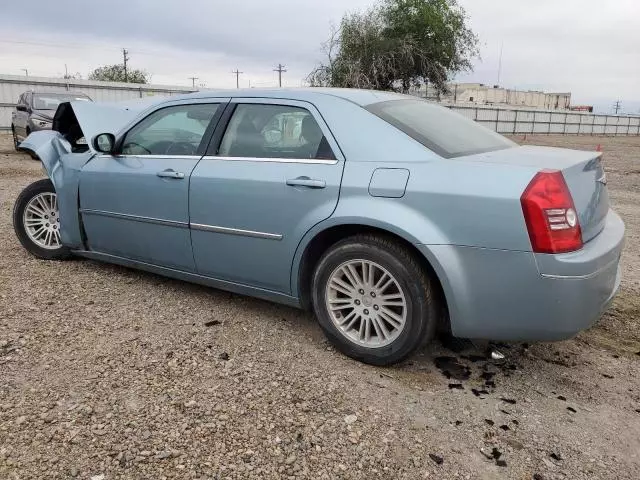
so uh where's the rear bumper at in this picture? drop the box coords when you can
[418,210,624,341]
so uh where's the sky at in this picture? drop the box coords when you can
[0,0,638,113]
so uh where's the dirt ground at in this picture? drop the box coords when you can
[0,133,638,480]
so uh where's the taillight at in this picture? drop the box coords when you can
[520,170,583,253]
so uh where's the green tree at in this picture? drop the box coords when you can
[308,0,478,93]
[88,64,149,84]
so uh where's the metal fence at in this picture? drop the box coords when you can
[449,105,640,136]
[2,74,639,136]
[0,74,196,130]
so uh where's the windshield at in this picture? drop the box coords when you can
[33,93,91,110]
[366,99,515,158]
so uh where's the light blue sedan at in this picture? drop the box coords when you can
[13,88,624,365]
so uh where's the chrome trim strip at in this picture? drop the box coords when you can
[79,209,189,228]
[202,155,337,165]
[190,222,283,240]
[97,154,202,160]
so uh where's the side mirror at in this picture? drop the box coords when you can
[16,104,27,112]
[92,133,116,154]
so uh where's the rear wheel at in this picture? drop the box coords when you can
[311,234,438,366]
[12,179,72,260]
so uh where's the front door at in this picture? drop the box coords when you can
[189,99,344,293]
[79,101,225,271]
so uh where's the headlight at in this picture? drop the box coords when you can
[31,116,52,128]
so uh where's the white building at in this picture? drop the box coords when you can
[413,82,572,111]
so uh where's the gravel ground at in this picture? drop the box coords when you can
[1,133,639,480]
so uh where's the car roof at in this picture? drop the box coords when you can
[163,87,408,107]
[26,90,90,96]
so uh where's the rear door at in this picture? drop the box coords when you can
[79,100,227,271]
[189,98,345,293]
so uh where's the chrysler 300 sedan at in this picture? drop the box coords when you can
[13,88,624,365]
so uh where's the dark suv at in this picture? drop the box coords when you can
[11,91,92,152]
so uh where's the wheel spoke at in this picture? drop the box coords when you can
[371,316,390,341]
[379,306,403,329]
[329,279,354,297]
[27,203,45,217]
[361,261,370,287]
[344,312,360,330]
[343,264,361,289]
[329,298,353,310]
[337,310,357,326]
[358,316,366,340]
[25,218,45,227]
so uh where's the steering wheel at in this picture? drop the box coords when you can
[122,142,152,154]
[165,142,196,155]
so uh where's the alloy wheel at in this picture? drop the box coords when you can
[22,192,61,249]
[325,259,407,348]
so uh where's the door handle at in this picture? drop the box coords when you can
[157,169,185,179]
[286,176,326,189]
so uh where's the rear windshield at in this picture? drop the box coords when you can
[33,93,91,110]
[366,99,515,158]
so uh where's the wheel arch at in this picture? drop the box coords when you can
[293,221,451,332]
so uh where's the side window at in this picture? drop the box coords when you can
[121,103,219,156]
[218,104,335,160]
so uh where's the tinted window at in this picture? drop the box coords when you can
[366,99,515,158]
[32,93,90,110]
[122,104,219,156]
[219,104,335,160]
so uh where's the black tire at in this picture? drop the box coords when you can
[11,125,20,151]
[12,179,72,260]
[311,234,438,366]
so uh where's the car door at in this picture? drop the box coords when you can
[78,100,227,271]
[189,98,345,293]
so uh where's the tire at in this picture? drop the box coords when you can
[12,179,72,260]
[11,125,20,151]
[311,234,438,366]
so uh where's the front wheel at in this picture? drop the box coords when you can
[11,125,20,151]
[13,179,72,260]
[311,234,438,366]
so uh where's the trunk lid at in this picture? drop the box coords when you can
[461,145,610,243]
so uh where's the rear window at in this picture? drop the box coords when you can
[366,99,515,158]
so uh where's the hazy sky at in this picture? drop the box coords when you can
[0,0,638,113]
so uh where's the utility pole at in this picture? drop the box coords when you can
[232,69,243,89]
[274,63,287,87]
[122,48,129,82]
[21,68,28,76]
[188,76,199,88]
[613,100,622,114]
[497,41,504,86]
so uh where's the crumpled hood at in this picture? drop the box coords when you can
[53,99,154,151]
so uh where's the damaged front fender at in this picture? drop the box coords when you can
[20,131,95,249]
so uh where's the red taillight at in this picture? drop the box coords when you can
[520,170,583,253]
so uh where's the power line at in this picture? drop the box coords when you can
[274,63,287,87]
[232,69,243,89]
[188,76,199,88]
[122,48,129,82]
